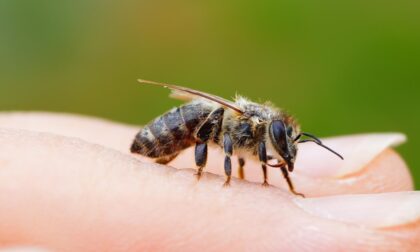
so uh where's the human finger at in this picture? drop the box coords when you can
[0,128,419,251]
[0,112,413,197]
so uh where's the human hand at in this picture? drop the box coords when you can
[0,112,418,251]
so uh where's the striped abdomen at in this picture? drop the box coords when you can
[131,102,214,158]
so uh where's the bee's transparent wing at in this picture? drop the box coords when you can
[137,79,243,113]
[168,90,195,102]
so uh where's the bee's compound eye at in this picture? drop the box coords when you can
[270,120,287,149]
[271,120,285,139]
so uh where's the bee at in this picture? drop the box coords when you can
[131,79,343,197]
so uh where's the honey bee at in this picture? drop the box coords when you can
[131,79,343,197]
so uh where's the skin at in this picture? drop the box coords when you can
[0,112,419,252]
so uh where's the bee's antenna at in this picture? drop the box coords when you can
[297,132,344,160]
[300,132,323,144]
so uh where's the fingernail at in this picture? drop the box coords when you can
[294,133,406,178]
[294,192,420,228]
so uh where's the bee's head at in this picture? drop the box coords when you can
[268,120,299,172]
[268,119,344,172]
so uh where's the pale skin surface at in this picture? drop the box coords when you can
[0,112,419,252]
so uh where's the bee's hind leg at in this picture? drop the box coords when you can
[238,157,245,180]
[194,107,225,181]
[195,143,208,180]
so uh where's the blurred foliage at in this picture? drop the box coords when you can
[0,1,419,187]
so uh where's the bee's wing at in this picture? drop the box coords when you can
[137,79,244,113]
[168,90,196,102]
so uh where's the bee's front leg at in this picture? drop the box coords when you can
[223,133,233,187]
[258,142,269,186]
[264,156,304,197]
[280,166,305,198]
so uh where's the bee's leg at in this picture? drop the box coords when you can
[155,152,179,165]
[258,142,269,186]
[194,107,225,181]
[238,157,245,180]
[223,133,233,186]
[261,164,268,186]
[195,143,208,180]
[280,166,305,198]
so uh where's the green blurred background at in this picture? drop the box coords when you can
[0,1,419,187]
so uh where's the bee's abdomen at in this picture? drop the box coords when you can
[131,102,213,158]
